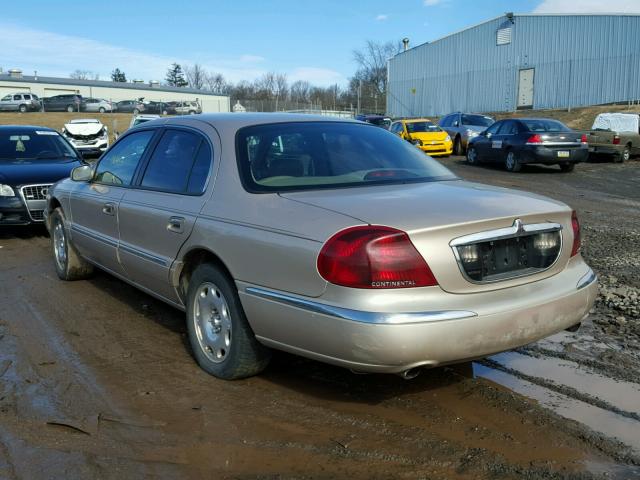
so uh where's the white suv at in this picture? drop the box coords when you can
[0,93,42,112]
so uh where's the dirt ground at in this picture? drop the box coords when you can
[1,156,640,479]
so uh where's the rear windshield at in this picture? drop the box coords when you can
[520,119,570,132]
[461,114,494,127]
[367,117,391,128]
[236,122,457,192]
[0,130,79,161]
[406,121,441,133]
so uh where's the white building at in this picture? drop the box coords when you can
[0,69,230,112]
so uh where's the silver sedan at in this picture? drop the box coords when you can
[45,114,597,380]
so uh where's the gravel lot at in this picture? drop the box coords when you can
[0,155,639,479]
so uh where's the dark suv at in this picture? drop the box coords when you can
[115,100,145,114]
[438,112,495,155]
[42,94,83,113]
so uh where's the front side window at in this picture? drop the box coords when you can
[237,122,457,192]
[461,114,494,127]
[140,129,210,193]
[95,130,155,186]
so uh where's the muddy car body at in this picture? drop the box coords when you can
[45,113,598,380]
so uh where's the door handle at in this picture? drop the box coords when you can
[167,216,185,234]
[102,202,116,215]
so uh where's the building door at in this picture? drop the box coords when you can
[517,68,535,109]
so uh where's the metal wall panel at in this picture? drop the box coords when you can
[387,15,640,117]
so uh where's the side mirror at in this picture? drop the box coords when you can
[71,164,93,182]
[485,132,492,139]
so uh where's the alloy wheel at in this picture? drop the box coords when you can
[193,282,232,363]
[53,218,67,271]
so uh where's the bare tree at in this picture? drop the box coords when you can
[184,64,206,90]
[205,72,231,95]
[352,40,402,95]
[290,80,311,103]
[70,69,99,80]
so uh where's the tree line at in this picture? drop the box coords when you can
[71,40,402,114]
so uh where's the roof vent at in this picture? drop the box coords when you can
[497,20,512,46]
[149,80,160,87]
[8,68,23,79]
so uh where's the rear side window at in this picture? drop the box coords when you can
[95,130,155,186]
[140,129,212,194]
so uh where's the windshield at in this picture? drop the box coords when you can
[236,122,457,192]
[0,130,79,160]
[461,114,494,127]
[520,119,570,132]
[406,121,441,133]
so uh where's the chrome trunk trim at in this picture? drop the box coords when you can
[576,269,597,291]
[245,287,477,325]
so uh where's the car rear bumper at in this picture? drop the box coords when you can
[588,145,623,156]
[521,145,589,164]
[238,258,598,373]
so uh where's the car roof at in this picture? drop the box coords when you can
[0,125,56,132]
[196,112,358,128]
[403,118,433,123]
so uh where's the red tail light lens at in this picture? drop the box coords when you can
[317,226,438,289]
[526,134,543,144]
[570,210,581,257]
[580,134,588,144]
[612,135,621,145]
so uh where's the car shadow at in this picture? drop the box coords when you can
[260,351,472,404]
[0,225,48,240]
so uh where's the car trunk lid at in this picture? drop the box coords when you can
[281,180,573,293]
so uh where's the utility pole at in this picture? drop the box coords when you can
[357,79,362,115]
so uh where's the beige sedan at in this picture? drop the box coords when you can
[45,114,597,380]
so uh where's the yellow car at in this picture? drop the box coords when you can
[389,119,453,157]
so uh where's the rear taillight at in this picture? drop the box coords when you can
[317,226,438,289]
[571,210,581,257]
[612,135,621,145]
[580,134,588,144]
[526,134,543,144]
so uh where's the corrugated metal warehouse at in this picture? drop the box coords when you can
[387,14,640,117]
[0,70,230,112]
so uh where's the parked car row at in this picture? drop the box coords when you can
[374,109,638,172]
[0,92,202,115]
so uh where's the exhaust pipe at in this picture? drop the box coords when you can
[399,367,422,380]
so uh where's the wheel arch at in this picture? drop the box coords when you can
[176,247,235,303]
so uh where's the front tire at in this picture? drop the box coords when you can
[453,136,463,156]
[466,146,479,165]
[505,150,522,172]
[99,107,106,113]
[19,104,27,113]
[186,263,271,380]
[50,208,94,281]
[66,105,75,113]
[133,108,140,115]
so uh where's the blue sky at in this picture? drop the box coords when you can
[3,0,640,86]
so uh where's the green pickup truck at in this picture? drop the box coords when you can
[584,113,640,162]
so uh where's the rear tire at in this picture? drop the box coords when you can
[50,208,94,281]
[186,263,271,380]
[505,151,522,172]
[466,146,479,165]
[133,108,140,115]
[559,162,575,172]
[617,145,630,163]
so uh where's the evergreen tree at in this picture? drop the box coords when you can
[111,68,127,82]
[165,63,188,87]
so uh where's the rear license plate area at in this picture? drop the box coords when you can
[557,151,570,158]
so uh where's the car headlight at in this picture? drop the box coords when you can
[445,135,451,142]
[466,130,479,138]
[0,184,15,197]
